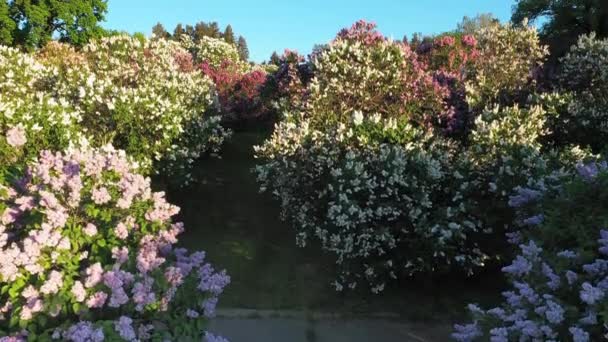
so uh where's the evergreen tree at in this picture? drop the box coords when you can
[223,24,235,45]
[152,22,170,39]
[185,24,195,39]
[193,21,209,42]
[209,22,221,38]
[269,51,280,65]
[237,35,249,61]
[173,23,186,39]
[2,0,108,49]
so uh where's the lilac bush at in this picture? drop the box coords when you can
[0,146,229,340]
[454,161,608,341]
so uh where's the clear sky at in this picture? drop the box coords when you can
[102,0,517,62]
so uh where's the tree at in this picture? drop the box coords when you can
[0,1,15,45]
[512,0,608,58]
[209,22,221,38]
[193,21,209,42]
[456,13,499,34]
[173,23,186,39]
[3,0,108,49]
[223,24,235,45]
[237,35,249,61]
[152,22,170,40]
[269,51,280,65]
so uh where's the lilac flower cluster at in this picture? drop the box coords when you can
[0,147,230,340]
[454,163,608,341]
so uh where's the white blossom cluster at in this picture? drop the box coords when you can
[45,35,231,181]
[255,113,489,291]
[466,20,548,109]
[556,33,608,148]
[255,106,591,292]
[0,45,83,166]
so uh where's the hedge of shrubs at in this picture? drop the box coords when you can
[254,19,606,303]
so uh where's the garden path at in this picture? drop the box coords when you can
[167,129,500,342]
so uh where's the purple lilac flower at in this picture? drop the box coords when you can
[575,161,607,182]
[520,241,542,258]
[544,300,564,324]
[542,263,561,290]
[582,259,608,275]
[579,311,597,325]
[63,321,104,342]
[569,326,590,342]
[452,323,482,342]
[508,188,542,208]
[489,327,508,342]
[523,214,544,226]
[557,250,578,259]
[502,256,533,276]
[114,316,136,341]
[579,282,604,305]
[566,270,579,285]
[204,332,229,342]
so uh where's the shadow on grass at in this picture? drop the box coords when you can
[164,129,505,326]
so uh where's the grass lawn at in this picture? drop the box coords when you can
[166,129,505,322]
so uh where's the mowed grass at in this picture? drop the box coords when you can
[165,129,505,322]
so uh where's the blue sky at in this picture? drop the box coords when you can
[102,0,516,62]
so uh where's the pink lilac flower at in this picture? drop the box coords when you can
[83,223,98,237]
[6,126,27,147]
[84,263,104,288]
[462,35,478,47]
[85,291,107,308]
[91,187,111,205]
[112,246,129,265]
[71,281,86,302]
[40,270,63,294]
[114,222,129,240]
[114,316,136,341]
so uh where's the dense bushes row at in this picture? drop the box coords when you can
[254,19,607,299]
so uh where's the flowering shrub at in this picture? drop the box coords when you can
[0,46,82,182]
[255,100,591,292]
[260,49,312,117]
[556,33,608,151]
[466,21,548,110]
[453,162,608,341]
[0,146,229,340]
[255,113,491,292]
[307,21,446,129]
[200,60,268,123]
[46,36,230,182]
[182,35,243,69]
[414,33,480,137]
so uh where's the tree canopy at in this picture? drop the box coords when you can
[512,0,608,57]
[1,0,108,49]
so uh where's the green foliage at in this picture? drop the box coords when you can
[512,0,608,58]
[2,0,108,49]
